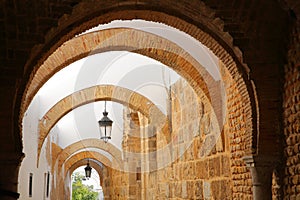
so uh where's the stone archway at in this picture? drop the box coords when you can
[68,159,105,187]
[54,151,112,200]
[68,159,111,199]
[68,158,112,200]
[38,84,166,164]
[22,26,254,157]
[53,139,123,173]
[0,0,290,199]
[63,151,112,178]
[20,11,257,156]
[19,9,257,200]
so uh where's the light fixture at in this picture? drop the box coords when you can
[84,160,92,179]
[98,101,113,143]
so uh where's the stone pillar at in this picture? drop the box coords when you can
[243,155,278,200]
[0,153,24,200]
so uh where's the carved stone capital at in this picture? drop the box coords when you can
[242,154,279,168]
[242,155,279,200]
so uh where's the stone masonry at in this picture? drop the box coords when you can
[283,24,300,200]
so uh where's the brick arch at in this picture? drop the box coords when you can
[38,84,166,165]
[54,139,123,172]
[67,159,106,186]
[30,28,249,163]
[20,17,256,156]
[24,28,215,116]
[18,4,259,177]
[66,156,112,199]
[56,151,113,199]
[62,151,113,178]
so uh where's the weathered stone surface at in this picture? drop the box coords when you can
[195,160,209,179]
[143,77,233,200]
[195,180,204,199]
[203,181,211,199]
[1,0,297,199]
[283,25,300,200]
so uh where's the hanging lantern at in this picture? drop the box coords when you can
[98,101,113,143]
[84,161,92,179]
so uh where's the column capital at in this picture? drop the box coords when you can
[242,154,279,200]
[242,154,279,168]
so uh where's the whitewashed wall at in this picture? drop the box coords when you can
[18,96,53,200]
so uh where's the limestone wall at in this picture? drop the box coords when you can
[102,167,111,200]
[21,72,255,199]
[110,168,128,199]
[220,62,253,199]
[283,25,300,199]
[108,69,255,199]
[154,78,233,199]
[109,109,142,199]
[41,72,255,199]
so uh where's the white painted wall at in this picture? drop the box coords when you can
[18,96,52,200]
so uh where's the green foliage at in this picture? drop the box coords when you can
[72,172,98,200]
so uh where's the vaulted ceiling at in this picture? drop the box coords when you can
[0,0,297,162]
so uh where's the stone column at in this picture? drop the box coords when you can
[0,153,24,200]
[243,155,278,200]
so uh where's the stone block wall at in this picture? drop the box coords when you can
[152,77,233,199]
[220,62,253,199]
[110,108,143,199]
[102,167,111,200]
[110,169,129,199]
[272,170,282,200]
[110,69,255,199]
[283,25,300,200]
